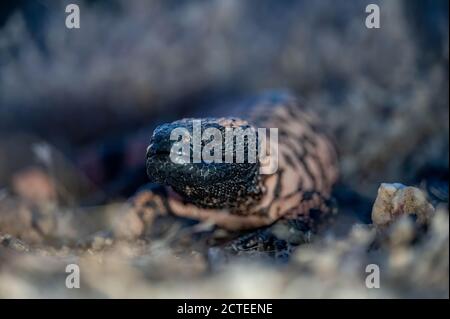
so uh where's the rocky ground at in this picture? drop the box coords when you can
[0,194,448,298]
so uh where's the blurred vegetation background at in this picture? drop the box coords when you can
[0,0,448,196]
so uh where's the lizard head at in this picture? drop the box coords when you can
[146,117,262,209]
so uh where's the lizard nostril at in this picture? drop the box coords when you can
[147,131,173,157]
[146,143,158,157]
[146,144,152,156]
[146,143,171,158]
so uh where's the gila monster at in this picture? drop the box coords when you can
[0,90,338,259]
[120,90,339,258]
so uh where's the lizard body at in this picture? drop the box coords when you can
[121,91,339,256]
